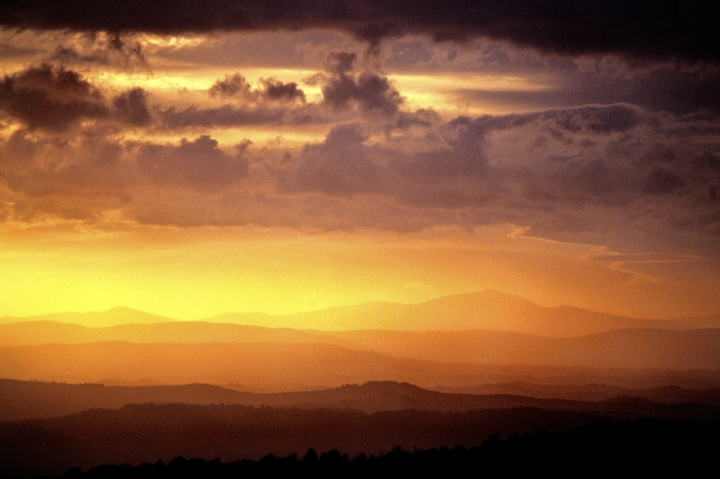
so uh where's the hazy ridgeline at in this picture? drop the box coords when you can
[2,292,720,390]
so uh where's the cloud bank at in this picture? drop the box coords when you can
[1,1,719,63]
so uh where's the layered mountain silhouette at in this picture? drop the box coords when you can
[2,290,720,390]
[2,330,720,387]
[4,291,719,334]
[0,307,174,327]
[2,290,719,477]
[207,290,720,335]
[3,379,720,422]
[0,321,344,347]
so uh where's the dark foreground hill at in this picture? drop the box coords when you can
[0,404,598,476]
[1,404,718,477]
[52,419,720,478]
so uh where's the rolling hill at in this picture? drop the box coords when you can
[3,378,720,422]
[1,329,720,388]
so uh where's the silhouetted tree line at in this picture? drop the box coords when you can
[42,418,718,478]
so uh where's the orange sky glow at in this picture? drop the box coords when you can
[1,13,720,326]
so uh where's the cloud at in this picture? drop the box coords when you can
[260,78,305,103]
[153,73,311,129]
[209,73,254,99]
[158,105,293,128]
[0,131,252,224]
[0,64,108,131]
[209,73,305,104]
[454,63,720,115]
[1,1,718,63]
[284,123,379,196]
[642,168,685,195]
[321,52,402,116]
[1,93,719,257]
[160,56,406,129]
[273,103,720,250]
[49,33,147,70]
[113,88,151,126]
[0,130,131,223]
[134,135,249,192]
[590,252,701,263]
[0,65,154,130]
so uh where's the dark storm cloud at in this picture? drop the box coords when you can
[261,78,305,103]
[0,65,156,130]
[161,56,403,129]
[276,103,720,246]
[283,104,647,199]
[454,64,720,115]
[49,34,147,69]
[0,64,108,130]
[2,1,718,63]
[321,52,403,116]
[209,73,305,104]
[209,73,254,99]
[113,88,151,126]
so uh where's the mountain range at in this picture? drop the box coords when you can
[2,290,720,390]
[3,290,720,334]
[2,330,720,388]
[2,286,720,478]
[3,378,720,422]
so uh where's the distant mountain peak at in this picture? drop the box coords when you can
[105,306,143,313]
[420,289,542,308]
[347,381,427,394]
[0,307,177,327]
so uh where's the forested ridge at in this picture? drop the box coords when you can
[31,418,717,478]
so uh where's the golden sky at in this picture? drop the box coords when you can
[1,3,720,321]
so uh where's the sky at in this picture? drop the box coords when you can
[1,1,720,321]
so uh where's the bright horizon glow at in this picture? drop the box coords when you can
[2,224,719,322]
[1,23,719,327]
